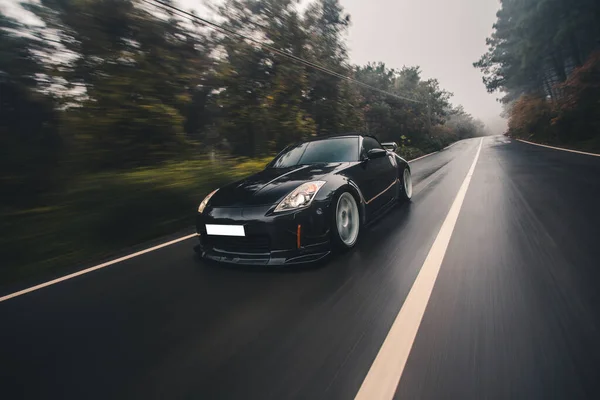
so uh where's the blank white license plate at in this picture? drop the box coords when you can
[205,224,246,237]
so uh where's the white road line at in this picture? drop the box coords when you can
[0,233,199,303]
[443,141,459,150]
[517,139,600,157]
[355,137,484,400]
[408,151,438,163]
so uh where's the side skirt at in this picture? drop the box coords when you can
[363,196,398,228]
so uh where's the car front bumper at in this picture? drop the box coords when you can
[195,201,332,265]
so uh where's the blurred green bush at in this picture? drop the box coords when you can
[0,158,270,285]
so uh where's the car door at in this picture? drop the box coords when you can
[360,136,397,213]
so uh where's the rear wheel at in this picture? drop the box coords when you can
[399,167,412,201]
[332,192,360,249]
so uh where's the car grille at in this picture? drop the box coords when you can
[205,235,271,255]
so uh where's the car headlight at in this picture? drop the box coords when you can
[198,189,219,213]
[274,181,326,213]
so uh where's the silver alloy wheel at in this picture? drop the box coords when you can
[403,168,413,199]
[336,192,360,247]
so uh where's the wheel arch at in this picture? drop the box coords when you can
[344,180,367,225]
[395,155,410,176]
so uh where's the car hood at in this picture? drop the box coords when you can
[209,163,347,207]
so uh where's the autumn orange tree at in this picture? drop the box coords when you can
[552,51,600,144]
[507,95,555,140]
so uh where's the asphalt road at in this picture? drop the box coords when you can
[1,136,600,399]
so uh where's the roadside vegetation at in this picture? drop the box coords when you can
[1,0,486,285]
[0,157,271,284]
[474,0,600,151]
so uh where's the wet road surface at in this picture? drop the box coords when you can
[1,136,599,399]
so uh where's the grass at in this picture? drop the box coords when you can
[0,157,271,287]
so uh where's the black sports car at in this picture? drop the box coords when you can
[195,134,412,265]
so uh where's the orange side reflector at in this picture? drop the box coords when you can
[297,224,302,249]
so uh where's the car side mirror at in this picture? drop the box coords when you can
[367,148,387,159]
[381,142,398,152]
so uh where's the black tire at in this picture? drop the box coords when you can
[331,191,361,250]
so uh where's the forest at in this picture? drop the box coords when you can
[474,0,600,150]
[1,0,485,283]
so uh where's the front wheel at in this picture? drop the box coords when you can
[332,191,360,249]
[399,167,413,201]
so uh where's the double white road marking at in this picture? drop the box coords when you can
[355,137,484,400]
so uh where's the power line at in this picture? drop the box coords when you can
[140,0,425,105]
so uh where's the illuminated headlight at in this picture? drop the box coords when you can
[274,181,326,212]
[198,189,219,213]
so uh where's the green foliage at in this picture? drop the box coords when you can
[396,146,425,161]
[0,157,271,284]
[0,13,61,206]
[23,0,213,167]
[474,0,600,102]
[354,63,459,149]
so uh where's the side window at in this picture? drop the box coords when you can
[362,137,382,156]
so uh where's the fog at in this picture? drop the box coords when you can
[340,0,506,135]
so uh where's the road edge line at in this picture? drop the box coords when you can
[443,141,458,150]
[0,233,199,303]
[354,137,484,400]
[516,139,600,157]
[408,151,438,163]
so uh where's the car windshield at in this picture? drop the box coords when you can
[268,137,360,168]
